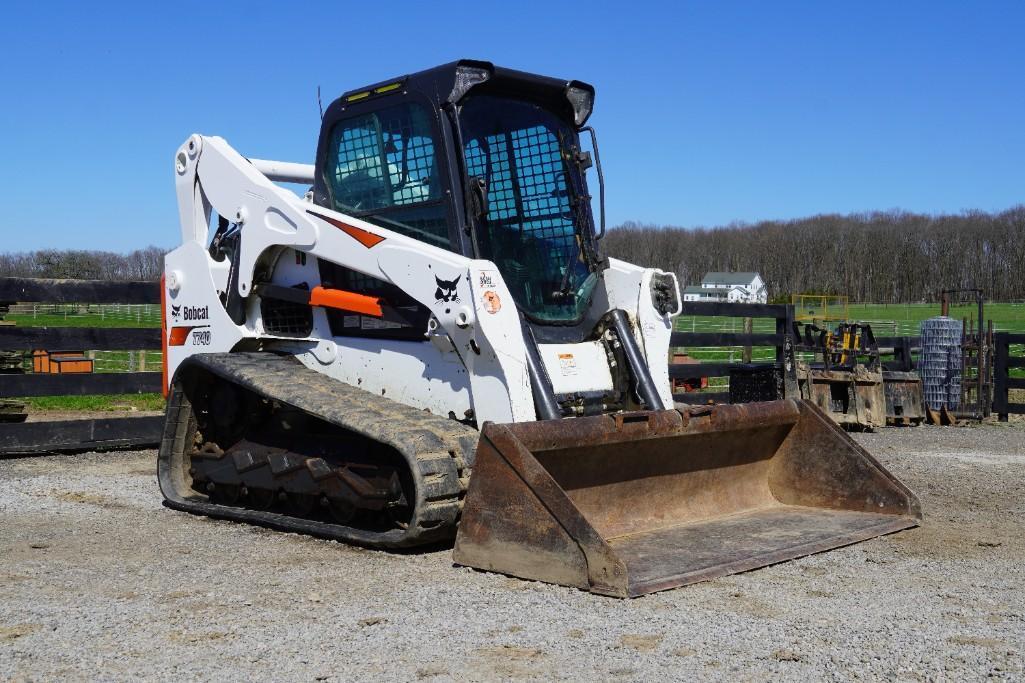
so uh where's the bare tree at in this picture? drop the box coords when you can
[602,206,1025,302]
[0,246,168,281]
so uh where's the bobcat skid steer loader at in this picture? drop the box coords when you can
[160,60,920,597]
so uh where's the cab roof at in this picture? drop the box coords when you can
[336,59,595,127]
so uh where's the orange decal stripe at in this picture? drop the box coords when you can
[310,286,384,317]
[168,326,193,346]
[307,210,385,248]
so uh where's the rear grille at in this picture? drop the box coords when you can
[261,291,313,337]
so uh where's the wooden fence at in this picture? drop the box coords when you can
[0,277,163,455]
[670,302,926,405]
[670,301,796,404]
[879,336,920,372]
[993,332,1025,421]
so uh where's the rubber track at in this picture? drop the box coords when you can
[158,352,479,548]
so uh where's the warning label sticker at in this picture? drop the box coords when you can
[482,290,501,314]
[558,353,577,376]
[361,317,402,330]
[343,315,401,330]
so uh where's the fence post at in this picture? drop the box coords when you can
[775,304,794,365]
[984,320,994,417]
[898,336,914,371]
[742,317,753,363]
[994,332,1008,422]
[777,304,799,399]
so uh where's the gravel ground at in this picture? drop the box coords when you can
[1,423,1023,681]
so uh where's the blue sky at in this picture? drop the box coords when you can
[1,1,1022,251]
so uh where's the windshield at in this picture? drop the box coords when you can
[459,96,597,323]
[324,101,450,249]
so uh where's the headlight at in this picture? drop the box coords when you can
[565,83,594,127]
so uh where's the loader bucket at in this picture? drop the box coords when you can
[453,399,920,597]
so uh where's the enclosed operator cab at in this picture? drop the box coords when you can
[312,60,606,341]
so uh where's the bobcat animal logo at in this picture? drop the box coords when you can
[435,275,461,303]
[171,304,181,320]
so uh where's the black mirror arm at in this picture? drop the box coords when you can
[581,126,606,240]
[470,176,489,220]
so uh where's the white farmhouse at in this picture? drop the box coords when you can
[681,272,768,304]
[682,285,715,302]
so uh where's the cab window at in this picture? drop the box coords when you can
[324,101,450,249]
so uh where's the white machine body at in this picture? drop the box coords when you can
[165,135,680,425]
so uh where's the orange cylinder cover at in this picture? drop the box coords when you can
[309,286,384,317]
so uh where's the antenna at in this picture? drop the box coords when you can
[317,86,324,120]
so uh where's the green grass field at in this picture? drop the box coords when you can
[5,304,161,329]
[5,314,159,328]
[847,302,1025,335]
[675,302,1025,336]
[21,393,166,412]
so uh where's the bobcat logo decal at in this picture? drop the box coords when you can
[434,275,461,303]
[170,304,181,321]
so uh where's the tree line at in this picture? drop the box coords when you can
[2,205,1024,302]
[0,247,166,281]
[602,206,1025,302]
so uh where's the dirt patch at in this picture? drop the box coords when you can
[476,645,545,660]
[619,634,664,652]
[947,635,1004,649]
[0,624,41,642]
[0,573,31,583]
[724,591,782,619]
[415,664,449,679]
[772,648,804,662]
[168,629,233,644]
[472,645,548,679]
[51,490,126,508]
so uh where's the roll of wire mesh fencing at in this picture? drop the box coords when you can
[919,316,962,410]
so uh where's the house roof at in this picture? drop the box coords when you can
[683,285,707,294]
[701,272,761,285]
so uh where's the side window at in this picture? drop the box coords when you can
[320,100,449,341]
[325,101,450,248]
